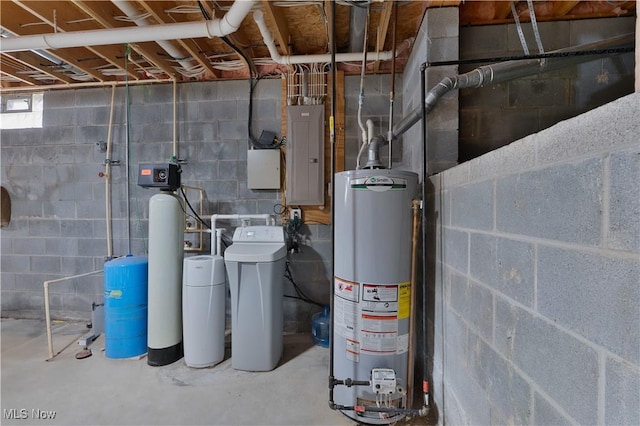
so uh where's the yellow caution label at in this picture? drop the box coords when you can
[398,282,411,319]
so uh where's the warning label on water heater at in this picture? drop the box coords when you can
[335,277,408,357]
[334,277,360,340]
[362,284,398,313]
[335,277,359,302]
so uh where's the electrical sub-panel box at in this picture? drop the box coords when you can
[286,105,324,206]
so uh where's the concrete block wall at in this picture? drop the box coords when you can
[459,17,636,162]
[0,79,329,331]
[402,7,459,177]
[426,93,640,425]
[344,74,404,171]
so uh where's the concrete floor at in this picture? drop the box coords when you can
[1,319,355,426]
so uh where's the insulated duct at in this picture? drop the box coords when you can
[0,0,256,53]
[392,33,636,139]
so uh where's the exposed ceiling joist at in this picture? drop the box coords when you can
[136,0,221,80]
[494,1,514,20]
[13,0,140,81]
[551,1,582,17]
[0,59,42,85]
[71,0,175,79]
[210,2,254,75]
[2,1,106,82]
[0,0,634,90]
[2,51,75,84]
[261,1,291,56]
[374,1,394,73]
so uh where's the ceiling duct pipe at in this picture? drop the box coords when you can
[392,33,636,139]
[0,0,256,53]
[348,5,368,53]
[253,10,396,65]
[111,0,199,75]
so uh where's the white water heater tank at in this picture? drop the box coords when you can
[333,169,417,424]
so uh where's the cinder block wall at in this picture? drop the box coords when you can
[459,17,636,162]
[402,7,459,176]
[344,74,404,170]
[427,93,640,425]
[0,79,330,331]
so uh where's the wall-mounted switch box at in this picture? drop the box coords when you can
[286,105,324,205]
[247,149,280,189]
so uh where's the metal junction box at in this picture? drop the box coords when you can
[286,105,324,206]
[247,149,281,190]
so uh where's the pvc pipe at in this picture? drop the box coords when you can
[105,84,116,259]
[209,214,273,255]
[112,0,198,74]
[44,270,104,360]
[0,0,257,53]
[215,229,223,257]
[172,79,177,158]
[388,1,398,169]
[0,78,171,93]
[253,10,393,66]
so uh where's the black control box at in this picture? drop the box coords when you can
[137,163,181,190]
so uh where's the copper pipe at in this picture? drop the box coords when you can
[407,198,421,409]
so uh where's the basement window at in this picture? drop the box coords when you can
[0,93,43,129]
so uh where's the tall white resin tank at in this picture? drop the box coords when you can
[333,169,417,424]
[147,191,184,366]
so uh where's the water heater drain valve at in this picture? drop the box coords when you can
[371,368,397,395]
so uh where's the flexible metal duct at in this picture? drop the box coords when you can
[392,33,636,139]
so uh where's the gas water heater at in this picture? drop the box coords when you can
[333,169,417,424]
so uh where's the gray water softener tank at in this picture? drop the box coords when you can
[224,226,286,371]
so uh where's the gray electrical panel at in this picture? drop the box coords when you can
[286,105,324,206]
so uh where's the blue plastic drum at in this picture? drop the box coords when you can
[104,255,148,359]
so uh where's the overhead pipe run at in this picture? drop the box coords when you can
[111,0,200,77]
[253,10,396,65]
[392,33,635,140]
[0,0,256,53]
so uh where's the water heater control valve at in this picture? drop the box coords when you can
[371,368,397,395]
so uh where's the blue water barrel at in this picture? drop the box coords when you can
[104,255,148,359]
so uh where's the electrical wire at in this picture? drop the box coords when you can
[180,186,211,230]
[284,261,323,307]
